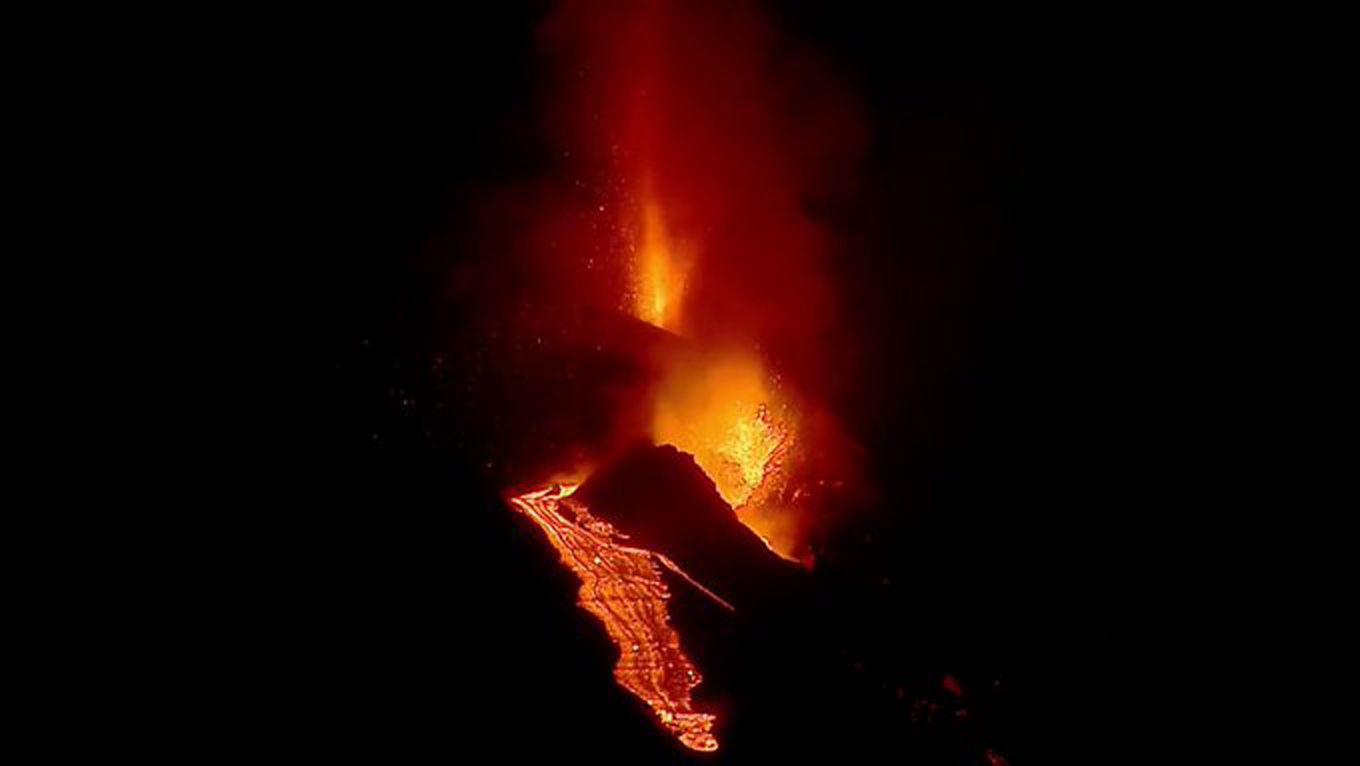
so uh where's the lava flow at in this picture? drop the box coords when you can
[507,483,724,752]
[497,0,864,752]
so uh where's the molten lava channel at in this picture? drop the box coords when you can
[507,483,724,752]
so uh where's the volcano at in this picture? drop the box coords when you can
[506,444,809,752]
[575,444,806,614]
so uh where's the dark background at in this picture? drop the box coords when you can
[218,3,1208,763]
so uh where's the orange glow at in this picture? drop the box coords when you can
[507,483,721,752]
[498,0,858,748]
[631,200,690,333]
[624,191,801,556]
[652,351,799,558]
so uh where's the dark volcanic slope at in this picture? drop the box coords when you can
[575,444,804,614]
[575,444,900,763]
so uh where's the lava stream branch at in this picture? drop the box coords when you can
[507,484,721,752]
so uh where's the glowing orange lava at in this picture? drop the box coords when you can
[625,193,799,556]
[507,483,723,752]
[631,200,690,333]
[499,0,854,752]
[650,351,798,557]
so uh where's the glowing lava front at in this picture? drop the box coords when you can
[507,483,721,752]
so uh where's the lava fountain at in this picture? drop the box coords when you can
[501,0,864,751]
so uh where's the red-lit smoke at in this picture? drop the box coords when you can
[537,0,864,377]
[473,0,868,558]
